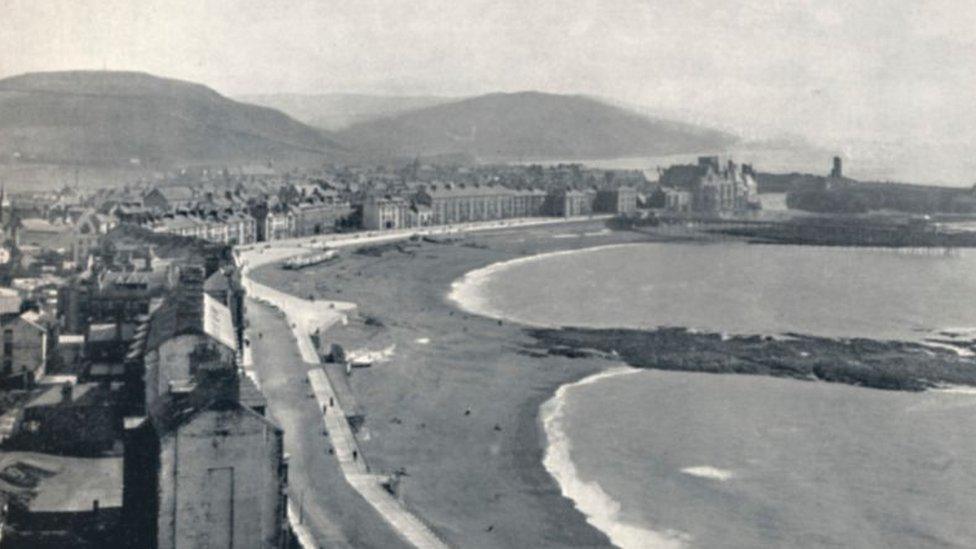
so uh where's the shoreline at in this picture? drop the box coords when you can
[447,242,976,392]
[247,219,976,547]
[447,242,650,327]
[539,366,690,549]
[249,219,658,548]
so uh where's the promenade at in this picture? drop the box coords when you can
[308,369,448,548]
[245,300,410,549]
[240,235,454,548]
[237,215,611,548]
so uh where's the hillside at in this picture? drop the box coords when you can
[784,177,976,214]
[335,91,738,161]
[239,93,455,130]
[0,71,347,167]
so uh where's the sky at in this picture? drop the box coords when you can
[2,0,976,152]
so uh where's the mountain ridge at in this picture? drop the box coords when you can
[0,72,740,173]
[238,92,457,131]
[0,70,347,167]
[334,91,739,161]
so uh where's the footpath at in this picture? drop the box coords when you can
[237,215,609,548]
[240,255,449,549]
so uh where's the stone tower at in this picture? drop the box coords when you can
[830,156,843,178]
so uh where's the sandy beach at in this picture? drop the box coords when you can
[247,217,976,548]
[249,219,661,548]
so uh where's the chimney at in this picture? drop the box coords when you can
[698,156,720,173]
[200,367,240,403]
[190,343,240,402]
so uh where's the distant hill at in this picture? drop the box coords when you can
[335,91,738,162]
[238,93,455,131]
[0,71,347,168]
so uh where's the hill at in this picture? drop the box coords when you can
[238,93,455,130]
[784,177,976,214]
[0,71,347,168]
[335,91,738,161]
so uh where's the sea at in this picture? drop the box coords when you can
[450,243,976,548]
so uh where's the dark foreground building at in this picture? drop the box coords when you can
[123,367,287,549]
[121,270,287,549]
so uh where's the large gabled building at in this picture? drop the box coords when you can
[362,195,411,230]
[122,267,287,549]
[1,310,50,389]
[416,183,515,225]
[658,156,760,214]
[122,367,286,549]
[143,187,198,214]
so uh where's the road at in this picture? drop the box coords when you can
[243,276,450,549]
[238,215,610,548]
[236,214,614,272]
[246,299,410,549]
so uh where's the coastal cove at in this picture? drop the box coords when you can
[547,367,976,549]
[249,220,976,548]
[449,236,976,548]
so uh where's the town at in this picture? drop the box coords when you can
[0,156,761,547]
[5,2,976,546]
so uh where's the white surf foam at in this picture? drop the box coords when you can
[681,466,734,482]
[541,367,690,549]
[920,341,976,357]
[931,385,976,396]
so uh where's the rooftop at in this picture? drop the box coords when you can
[147,372,278,436]
[25,382,98,409]
[422,183,519,199]
[148,186,196,202]
[0,452,122,512]
[19,218,68,233]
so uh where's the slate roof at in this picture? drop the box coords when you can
[151,186,196,202]
[203,269,233,294]
[423,183,518,199]
[19,218,66,233]
[146,372,279,437]
[238,374,267,412]
[144,287,205,352]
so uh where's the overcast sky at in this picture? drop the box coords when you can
[2,0,975,148]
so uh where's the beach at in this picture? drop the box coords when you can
[248,218,976,547]
[249,219,658,548]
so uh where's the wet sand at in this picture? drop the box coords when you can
[250,219,659,548]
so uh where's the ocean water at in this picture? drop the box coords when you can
[552,369,976,549]
[451,243,976,548]
[451,242,976,344]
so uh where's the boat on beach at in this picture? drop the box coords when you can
[282,249,338,270]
